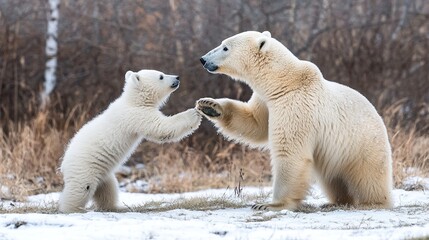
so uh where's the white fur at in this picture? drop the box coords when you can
[197,31,392,210]
[59,69,201,213]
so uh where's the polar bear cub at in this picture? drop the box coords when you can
[59,69,202,213]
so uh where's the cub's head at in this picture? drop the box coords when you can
[124,69,180,107]
[200,31,274,81]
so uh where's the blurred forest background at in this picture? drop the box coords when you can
[0,0,428,198]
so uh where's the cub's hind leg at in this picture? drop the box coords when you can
[59,179,96,213]
[93,173,121,212]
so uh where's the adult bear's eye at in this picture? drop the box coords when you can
[223,46,228,51]
[159,75,163,80]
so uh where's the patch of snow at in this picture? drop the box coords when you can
[116,165,132,176]
[135,163,145,170]
[0,186,9,197]
[122,179,149,193]
[35,177,44,184]
[0,186,428,240]
[403,176,429,191]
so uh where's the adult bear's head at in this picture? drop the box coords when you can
[199,31,275,80]
[199,31,310,98]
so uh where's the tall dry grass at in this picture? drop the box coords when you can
[131,139,271,193]
[0,97,272,200]
[0,98,428,201]
[0,98,92,200]
[0,0,428,200]
[0,114,64,200]
[390,127,429,187]
[384,100,429,187]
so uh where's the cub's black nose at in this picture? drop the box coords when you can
[171,80,180,89]
[176,76,180,80]
[200,57,206,65]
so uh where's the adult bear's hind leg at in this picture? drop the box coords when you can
[321,176,355,206]
[347,161,392,209]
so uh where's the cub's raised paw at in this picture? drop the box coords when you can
[196,98,222,118]
[187,109,203,129]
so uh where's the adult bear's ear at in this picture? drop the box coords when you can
[262,31,271,38]
[257,36,269,52]
[258,31,271,52]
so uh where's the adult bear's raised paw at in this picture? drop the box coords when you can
[196,98,222,117]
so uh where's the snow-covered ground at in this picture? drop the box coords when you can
[1,183,429,240]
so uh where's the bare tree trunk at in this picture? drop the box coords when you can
[13,23,19,121]
[40,0,60,109]
[289,0,296,23]
[193,0,204,40]
[169,0,184,67]
[391,0,410,40]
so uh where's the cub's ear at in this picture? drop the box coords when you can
[262,31,271,38]
[125,71,141,83]
[125,70,134,80]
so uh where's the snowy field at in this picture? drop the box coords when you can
[1,179,429,240]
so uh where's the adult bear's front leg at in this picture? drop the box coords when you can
[252,113,314,211]
[196,98,223,118]
[195,93,268,148]
[252,152,313,211]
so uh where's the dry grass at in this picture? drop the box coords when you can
[0,113,64,200]
[0,104,91,200]
[0,201,58,214]
[390,128,429,187]
[0,99,428,202]
[131,197,245,212]
[0,103,272,200]
[0,190,271,214]
[384,100,429,187]
[1,0,428,204]
[126,138,271,194]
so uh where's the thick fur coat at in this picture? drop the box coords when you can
[59,70,201,213]
[197,31,392,210]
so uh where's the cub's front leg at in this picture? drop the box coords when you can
[145,109,202,143]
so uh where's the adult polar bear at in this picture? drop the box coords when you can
[197,31,392,210]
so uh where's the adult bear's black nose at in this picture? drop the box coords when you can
[171,80,180,89]
[200,57,206,65]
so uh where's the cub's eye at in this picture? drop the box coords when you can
[159,75,163,80]
[136,76,140,81]
[223,46,228,51]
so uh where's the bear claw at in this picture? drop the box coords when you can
[196,99,221,117]
[251,204,268,211]
[200,106,221,117]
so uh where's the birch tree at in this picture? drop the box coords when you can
[40,0,60,109]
